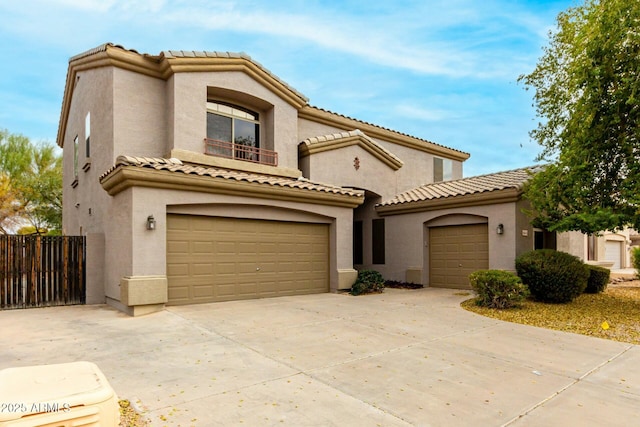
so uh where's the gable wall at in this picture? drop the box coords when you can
[169,71,299,169]
[298,118,463,196]
[303,144,398,199]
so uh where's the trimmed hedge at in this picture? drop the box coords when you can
[469,269,529,309]
[585,265,610,294]
[351,270,385,296]
[515,249,589,303]
[632,247,640,278]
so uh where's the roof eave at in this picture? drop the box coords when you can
[299,132,404,171]
[100,166,365,208]
[298,106,470,161]
[56,44,309,148]
[376,187,522,216]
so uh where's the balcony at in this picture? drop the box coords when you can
[204,138,278,167]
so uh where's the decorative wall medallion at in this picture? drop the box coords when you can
[354,157,360,170]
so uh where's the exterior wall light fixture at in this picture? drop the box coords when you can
[496,223,504,235]
[146,215,156,230]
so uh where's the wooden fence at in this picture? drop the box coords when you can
[0,235,86,309]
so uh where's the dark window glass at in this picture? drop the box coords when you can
[207,112,232,142]
[534,230,557,250]
[234,119,258,147]
[353,221,363,264]
[372,219,385,264]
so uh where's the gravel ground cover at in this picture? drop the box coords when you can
[462,278,640,344]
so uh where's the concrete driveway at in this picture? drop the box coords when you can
[1,288,638,426]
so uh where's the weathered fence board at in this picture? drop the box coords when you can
[0,235,86,309]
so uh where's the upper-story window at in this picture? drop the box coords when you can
[207,101,259,148]
[85,112,91,158]
[434,157,452,182]
[73,135,79,177]
[205,101,277,166]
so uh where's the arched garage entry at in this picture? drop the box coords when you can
[425,214,488,289]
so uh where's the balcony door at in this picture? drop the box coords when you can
[206,101,260,161]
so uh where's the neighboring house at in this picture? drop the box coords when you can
[57,44,629,316]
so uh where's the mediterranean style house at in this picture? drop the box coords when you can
[58,43,633,316]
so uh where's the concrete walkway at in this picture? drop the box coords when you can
[1,288,638,426]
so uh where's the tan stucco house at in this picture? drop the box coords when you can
[58,44,630,316]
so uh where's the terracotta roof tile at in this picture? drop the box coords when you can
[100,155,363,198]
[160,49,308,103]
[301,129,403,165]
[307,106,470,158]
[378,166,540,207]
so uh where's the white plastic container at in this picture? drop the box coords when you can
[0,361,119,426]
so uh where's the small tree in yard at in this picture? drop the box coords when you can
[519,0,640,234]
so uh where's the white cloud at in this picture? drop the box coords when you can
[144,0,548,79]
[0,0,563,79]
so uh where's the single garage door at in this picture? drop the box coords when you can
[429,223,489,289]
[605,240,622,270]
[167,214,329,305]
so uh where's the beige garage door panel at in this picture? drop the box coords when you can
[167,214,329,305]
[429,223,488,289]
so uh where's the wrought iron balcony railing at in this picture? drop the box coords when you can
[204,138,278,167]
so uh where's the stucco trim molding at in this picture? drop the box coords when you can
[299,130,404,171]
[376,188,521,216]
[57,44,308,148]
[159,57,307,109]
[101,166,365,208]
[299,106,470,161]
[170,149,302,178]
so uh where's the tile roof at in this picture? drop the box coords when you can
[100,155,364,198]
[305,106,470,158]
[378,166,540,207]
[302,129,366,145]
[300,129,403,166]
[68,44,309,103]
[158,49,309,103]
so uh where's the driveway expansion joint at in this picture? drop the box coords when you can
[500,344,636,426]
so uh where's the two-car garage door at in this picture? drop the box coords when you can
[166,214,329,305]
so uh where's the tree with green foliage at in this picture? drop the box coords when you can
[519,0,640,234]
[0,129,62,234]
[0,174,20,234]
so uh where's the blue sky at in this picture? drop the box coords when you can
[0,0,577,177]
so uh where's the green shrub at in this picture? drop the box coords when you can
[350,270,385,296]
[469,270,529,309]
[515,249,589,303]
[585,265,610,294]
[631,247,640,278]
